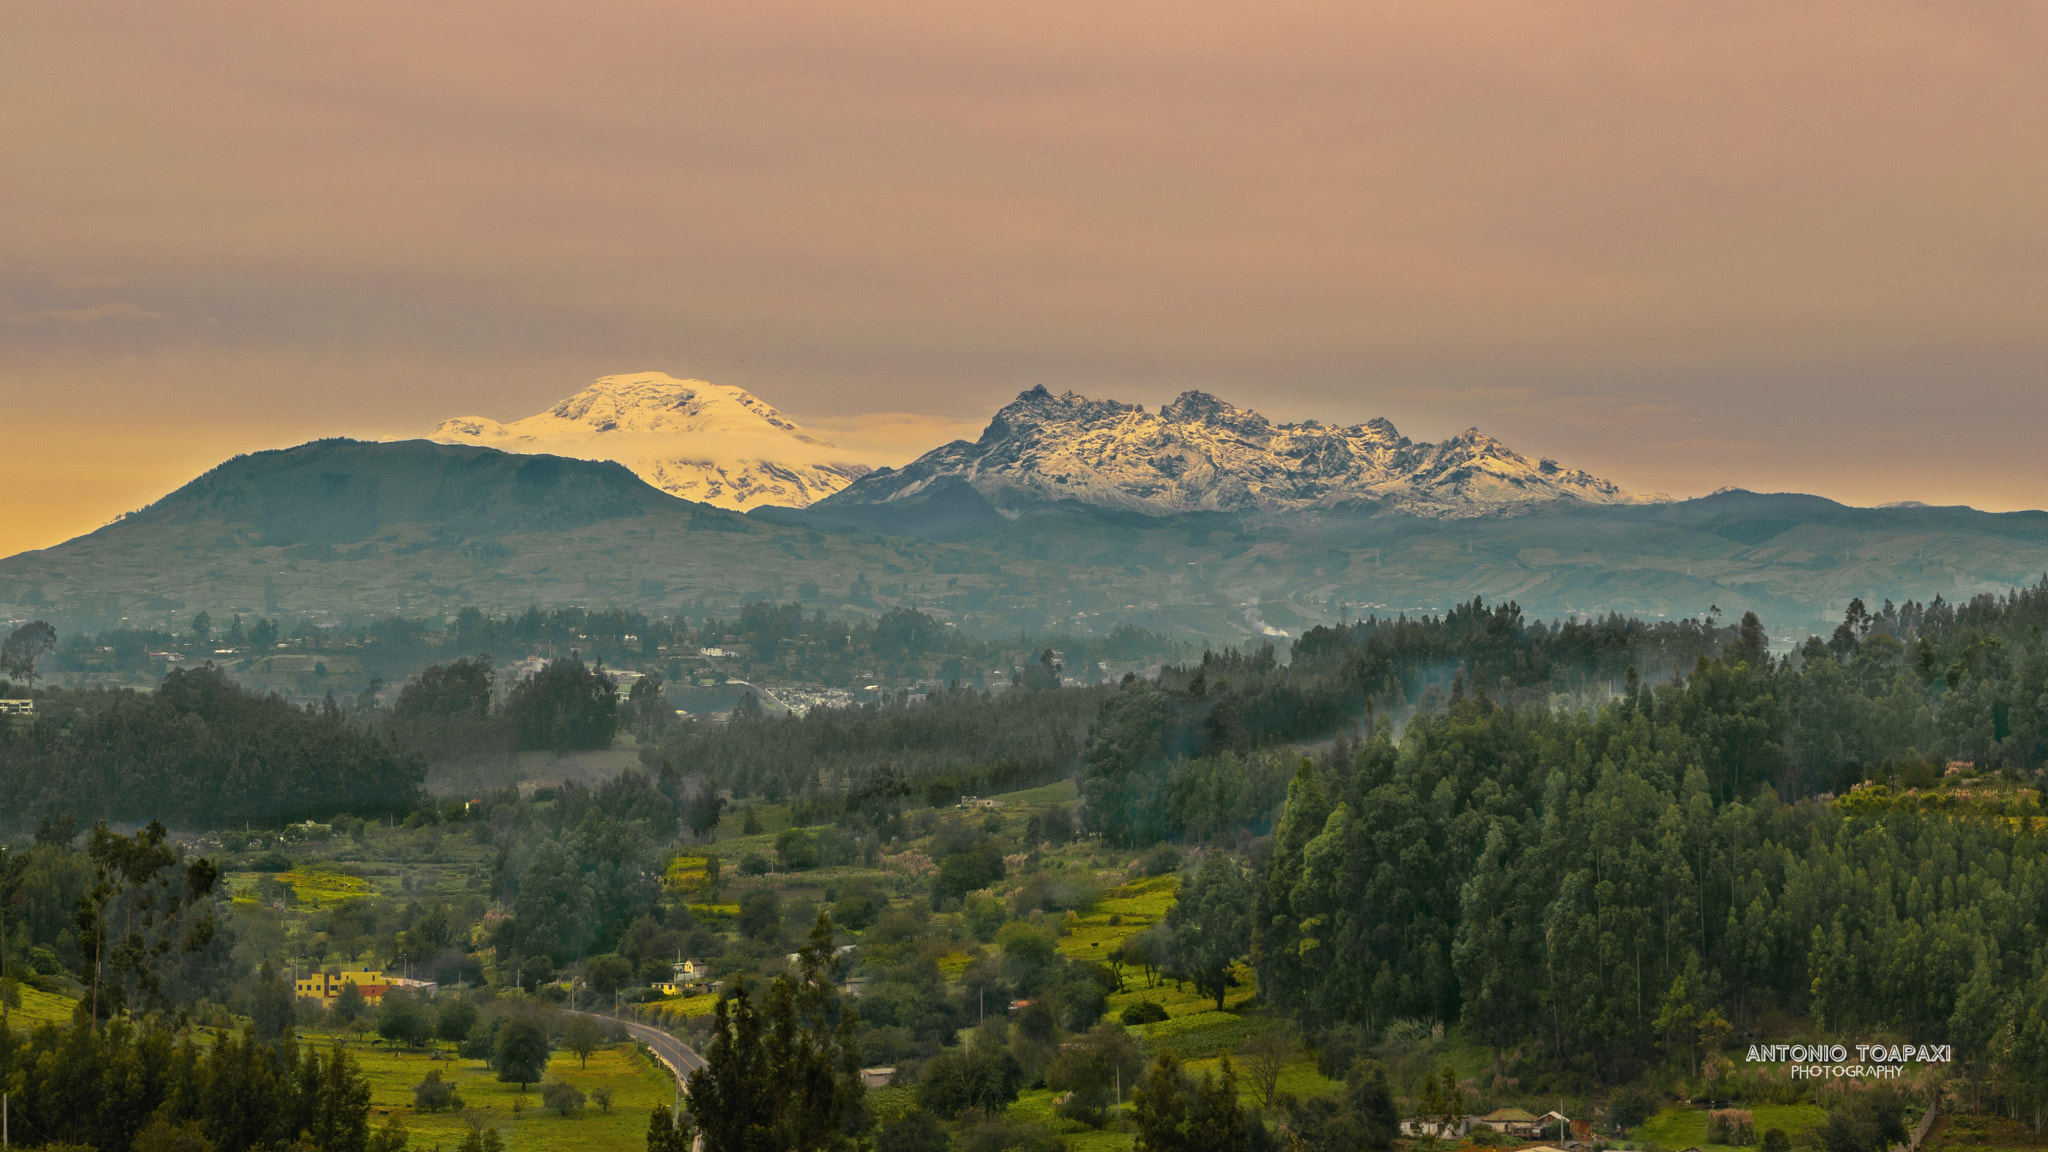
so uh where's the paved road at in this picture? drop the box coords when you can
[568,1009,706,1085]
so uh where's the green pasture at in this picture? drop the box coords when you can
[308,1035,675,1152]
[4,984,81,1027]
[1638,1104,1830,1151]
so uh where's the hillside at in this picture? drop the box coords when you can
[3,440,2047,638]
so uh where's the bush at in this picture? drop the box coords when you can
[1763,1129,1791,1152]
[1315,1022,1371,1079]
[776,828,820,870]
[964,896,1007,943]
[738,889,782,941]
[1608,1086,1661,1131]
[542,1080,587,1116]
[1708,1110,1757,1147]
[1121,999,1170,1025]
[739,853,771,876]
[131,1117,214,1152]
[584,953,635,996]
[958,1117,1064,1152]
[1133,844,1182,877]
[833,880,883,931]
[413,1069,463,1112]
[917,1048,1024,1118]
[876,1111,950,1152]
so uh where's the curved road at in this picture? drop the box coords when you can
[569,1009,706,1087]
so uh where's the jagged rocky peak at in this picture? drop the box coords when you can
[430,371,870,511]
[823,385,1660,519]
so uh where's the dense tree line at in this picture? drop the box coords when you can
[2,817,238,1022]
[0,666,425,830]
[0,1017,401,1152]
[647,679,1112,806]
[1251,688,2048,1108]
[383,653,627,760]
[1096,582,2048,1117]
[1083,586,2048,845]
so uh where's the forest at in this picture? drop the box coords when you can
[6,582,2048,1148]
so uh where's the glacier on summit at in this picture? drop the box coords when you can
[822,386,1662,518]
[429,372,871,511]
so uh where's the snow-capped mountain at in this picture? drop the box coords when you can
[429,372,870,510]
[821,386,1661,518]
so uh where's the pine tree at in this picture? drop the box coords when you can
[687,912,867,1152]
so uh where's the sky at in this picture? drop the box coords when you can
[4,2,2047,556]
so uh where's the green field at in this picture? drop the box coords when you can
[4,984,81,1027]
[1638,1104,1831,1151]
[310,1035,677,1152]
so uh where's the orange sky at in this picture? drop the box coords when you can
[4,2,2047,556]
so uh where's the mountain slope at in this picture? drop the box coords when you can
[4,441,2045,642]
[431,372,871,510]
[821,386,1660,518]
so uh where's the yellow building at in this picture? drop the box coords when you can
[295,970,392,1007]
[651,958,711,997]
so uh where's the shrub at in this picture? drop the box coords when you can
[413,1070,463,1112]
[876,1111,951,1152]
[1708,1109,1756,1146]
[542,1080,587,1116]
[1315,1022,1371,1079]
[776,828,820,870]
[1608,1086,1661,1131]
[1133,844,1182,877]
[1121,999,1170,1025]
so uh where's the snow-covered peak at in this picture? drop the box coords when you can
[825,386,1661,519]
[429,372,869,511]
[438,371,830,445]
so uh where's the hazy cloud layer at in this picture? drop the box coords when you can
[3,2,2047,556]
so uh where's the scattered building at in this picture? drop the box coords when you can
[1478,1108,1544,1137]
[1399,1117,1474,1139]
[0,699,34,717]
[651,958,712,997]
[859,1067,896,1089]
[296,970,387,1007]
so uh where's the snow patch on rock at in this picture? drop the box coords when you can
[828,386,1661,518]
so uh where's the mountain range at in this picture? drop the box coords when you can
[3,377,2045,642]
[823,385,1658,518]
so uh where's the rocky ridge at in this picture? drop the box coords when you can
[822,386,1660,518]
[430,372,870,510]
